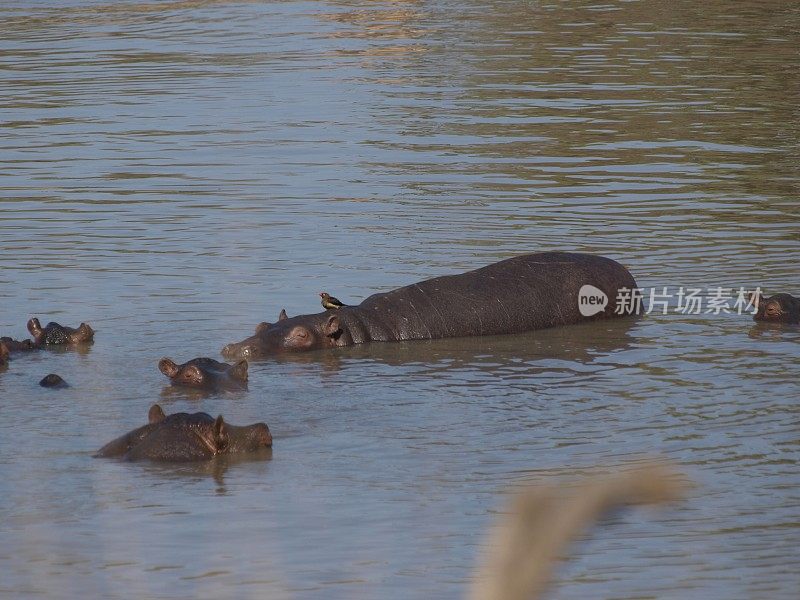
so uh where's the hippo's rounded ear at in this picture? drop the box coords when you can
[27,318,42,336]
[73,322,94,343]
[324,315,341,339]
[229,360,248,382]
[279,309,288,321]
[213,415,229,452]
[255,321,271,334]
[749,291,763,310]
[148,404,166,424]
[158,358,179,378]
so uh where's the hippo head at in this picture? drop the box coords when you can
[192,414,272,455]
[158,357,248,388]
[27,318,95,345]
[750,292,800,324]
[222,309,351,359]
[223,419,273,454]
[39,373,68,388]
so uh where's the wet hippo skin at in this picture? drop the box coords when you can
[222,251,639,359]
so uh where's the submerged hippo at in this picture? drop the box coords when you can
[751,292,800,324]
[95,404,272,462]
[40,373,68,388]
[159,357,248,389]
[222,252,638,359]
[1,336,36,353]
[28,318,94,346]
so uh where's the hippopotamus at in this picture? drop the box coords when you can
[158,357,248,389]
[0,336,36,353]
[94,404,272,462]
[28,318,94,346]
[751,292,800,324]
[222,252,638,359]
[39,373,68,388]
[0,341,7,366]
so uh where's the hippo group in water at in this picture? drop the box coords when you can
[95,404,272,462]
[4,254,796,466]
[222,252,639,359]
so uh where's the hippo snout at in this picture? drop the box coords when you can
[221,343,245,358]
[222,337,268,359]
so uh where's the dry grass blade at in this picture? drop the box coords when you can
[469,462,690,600]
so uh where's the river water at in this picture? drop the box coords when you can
[1,1,798,598]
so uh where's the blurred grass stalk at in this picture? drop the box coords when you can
[469,462,690,600]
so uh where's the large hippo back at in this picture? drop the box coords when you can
[353,252,638,341]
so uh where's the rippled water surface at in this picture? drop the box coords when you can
[1,1,799,598]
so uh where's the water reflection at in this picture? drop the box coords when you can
[158,383,249,403]
[134,449,274,493]
[306,316,634,365]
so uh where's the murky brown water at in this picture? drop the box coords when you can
[1,1,798,598]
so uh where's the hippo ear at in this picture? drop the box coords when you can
[148,404,166,424]
[229,360,248,382]
[27,318,42,336]
[158,358,179,378]
[749,291,763,310]
[213,415,229,452]
[72,322,94,343]
[255,321,271,334]
[279,309,288,321]
[324,315,342,339]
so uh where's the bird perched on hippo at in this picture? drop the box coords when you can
[320,292,346,310]
[222,252,640,359]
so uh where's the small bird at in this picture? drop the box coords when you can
[320,292,346,310]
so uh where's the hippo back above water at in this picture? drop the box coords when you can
[222,252,639,359]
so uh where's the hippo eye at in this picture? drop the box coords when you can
[766,303,781,315]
